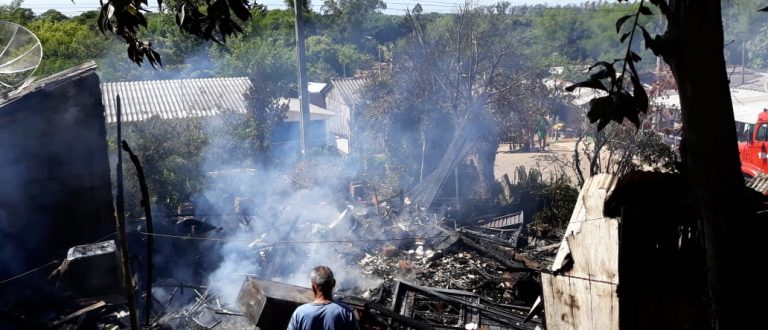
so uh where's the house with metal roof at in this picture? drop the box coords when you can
[321,77,369,154]
[100,77,336,151]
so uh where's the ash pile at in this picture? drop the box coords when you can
[347,204,555,329]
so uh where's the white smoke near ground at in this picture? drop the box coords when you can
[197,116,379,307]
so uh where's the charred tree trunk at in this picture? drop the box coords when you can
[468,111,499,202]
[661,1,747,328]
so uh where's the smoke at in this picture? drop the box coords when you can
[198,163,371,306]
[156,106,374,307]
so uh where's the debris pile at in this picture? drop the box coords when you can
[3,176,564,330]
[361,248,521,304]
[153,287,254,330]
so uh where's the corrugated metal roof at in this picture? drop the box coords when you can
[477,211,524,229]
[747,173,768,194]
[329,77,369,106]
[101,77,334,124]
[102,77,252,123]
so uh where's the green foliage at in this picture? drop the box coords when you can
[0,0,34,26]
[511,166,578,229]
[565,1,666,132]
[205,85,289,167]
[247,8,297,39]
[747,22,768,69]
[306,34,371,80]
[526,3,655,67]
[121,117,208,214]
[531,174,579,229]
[96,12,216,81]
[27,19,110,76]
[322,0,386,43]
[361,5,548,196]
[36,9,67,22]
[70,11,100,26]
[722,0,765,64]
[631,130,677,172]
[577,122,678,184]
[118,84,287,213]
[212,35,296,89]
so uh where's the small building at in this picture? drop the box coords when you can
[321,77,369,154]
[0,62,115,308]
[100,77,336,153]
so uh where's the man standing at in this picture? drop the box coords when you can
[287,266,359,330]
[537,115,549,150]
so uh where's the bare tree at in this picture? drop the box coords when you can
[361,4,552,204]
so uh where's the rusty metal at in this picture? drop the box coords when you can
[391,281,541,330]
[458,231,531,272]
[237,277,313,329]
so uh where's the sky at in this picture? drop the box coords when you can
[10,0,586,16]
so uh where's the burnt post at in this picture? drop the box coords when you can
[121,141,154,326]
[115,95,140,330]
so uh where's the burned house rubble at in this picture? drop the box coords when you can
[0,62,556,330]
[134,193,554,330]
[4,62,742,330]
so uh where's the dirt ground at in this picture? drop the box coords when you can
[494,139,584,184]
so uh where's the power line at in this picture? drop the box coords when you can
[140,231,452,245]
[0,260,59,286]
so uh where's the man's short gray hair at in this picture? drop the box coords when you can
[310,266,335,292]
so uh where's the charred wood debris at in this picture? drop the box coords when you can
[4,185,561,330]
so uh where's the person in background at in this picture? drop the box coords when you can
[537,116,549,150]
[287,266,359,330]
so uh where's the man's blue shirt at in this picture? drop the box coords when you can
[287,301,359,330]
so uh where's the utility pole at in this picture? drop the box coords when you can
[742,40,746,85]
[294,0,311,159]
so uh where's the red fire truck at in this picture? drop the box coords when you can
[738,109,768,178]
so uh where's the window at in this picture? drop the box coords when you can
[738,123,753,142]
[757,124,768,141]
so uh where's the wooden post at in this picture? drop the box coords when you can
[294,0,311,159]
[115,95,139,330]
[501,174,513,203]
[454,166,460,209]
[121,141,154,326]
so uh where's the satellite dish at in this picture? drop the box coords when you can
[0,21,43,94]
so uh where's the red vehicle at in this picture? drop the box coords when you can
[738,109,768,179]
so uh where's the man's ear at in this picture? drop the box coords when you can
[330,279,336,288]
